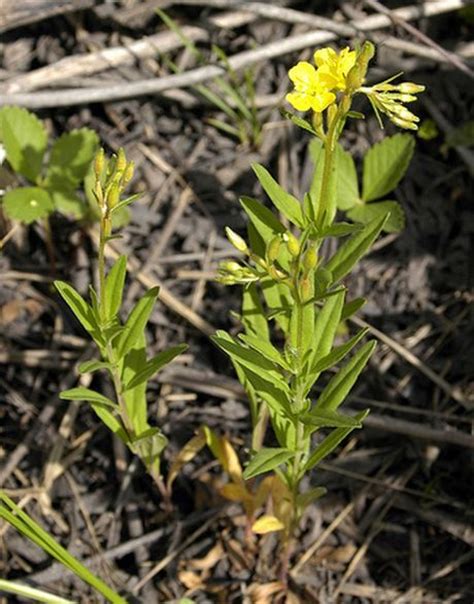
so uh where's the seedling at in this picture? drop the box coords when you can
[54,148,187,505]
[157,9,263,148]
[214,43,424,572]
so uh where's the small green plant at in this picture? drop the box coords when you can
[0,106,99,223]
[157,9,263,148]
[214,42,424,572]
[54,148,187,505]
[0,491,126,603]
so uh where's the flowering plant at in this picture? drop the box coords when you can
[215,43,424,571]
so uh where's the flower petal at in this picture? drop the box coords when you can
[286,91,314,112]
[314,47,337,68]
[288,61,318,90]
[311,90,336,113]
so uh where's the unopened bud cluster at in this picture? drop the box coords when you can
[359,80,425,130]
[93,147,135,218]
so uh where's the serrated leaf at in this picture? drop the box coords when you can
[0,106,47,182]
[347,200,405,233]
[78,359,113,374]
[325,214,388,283]
[104,255,127,321]
[335,144,359,210]
[50,187,86,219]
[243,447,294,480]
[318,341,376,411]
[116,286,159,358]
[253,163,305,227]
[301,408,363,429]
[59,387,116,408]
[362,134,414,201]
[252,515,285,534]
[54,280,104,347]
[124,344,187,390]
[47,128,99,185]
[2,187,53,224]
[304,410,369,471]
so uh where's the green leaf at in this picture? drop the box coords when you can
[240,196,286,243]
[347,200,405,233]
[305,289,345,377]
[124,344,187,390]
[236,363,293,418]
[325,214,388,283]
[296,486,327,509]
[252,163,305,227]
[50,187,86,219]
[78,359,113,374]
[242,284,269,340]
[239,333,290,371]
[104,255,127,321]
[212,331,286,387]
[2,187,54,224]
[362,133,414,201]
[121,336,148,434]
[92,405,128,443]
[301,408,363,428]
[59,387,117,408]
[341,297,366,321]
[310,328,369,375]
[47,128,99,185]
[335,144,359,210]
[54,281,104,347]
[243,447,294,480]
[116,287,159,358]
[304,410,369,471]
[0,106,47,182]
[318,222,362,238]
[318,341,376,411]
[280,109,317,136]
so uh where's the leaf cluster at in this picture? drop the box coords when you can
[0,106,103,224]
[55,255,186,480]
[311,133,414,233]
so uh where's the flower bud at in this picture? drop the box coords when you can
[107,183,120,209]
[390,116,418,131]
[115,148,127,174]
[346,65,362,91]
[123,161,134,185]
[303,246,318,272]
[267,236,281,263]
[94,148,105,179]
[225,227,248,253]
[220,260,242,273]
[285,232,300,257]
[300,277,313,303]
[398,82,425,94]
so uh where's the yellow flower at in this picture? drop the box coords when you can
[286,61,336,113]
[313,46,357,91]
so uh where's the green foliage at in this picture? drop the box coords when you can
[310,134,415,233]
[55,149,187,498]
[0,106,99,223]
[0,492,126,604]
[156,9,263,147]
